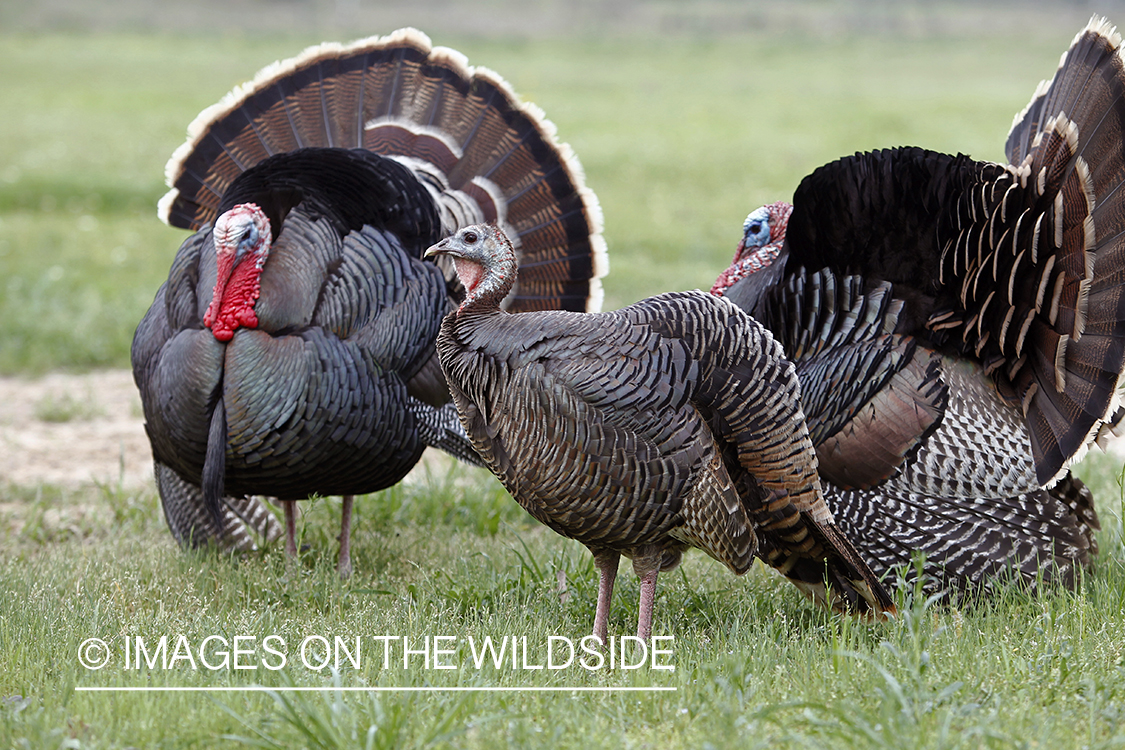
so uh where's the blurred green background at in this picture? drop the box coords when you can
[2,0,1120,374]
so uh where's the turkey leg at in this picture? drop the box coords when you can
[591,549,620,644]
[632,546,662,641]
[337,495,354,579]
[283,501,298,557]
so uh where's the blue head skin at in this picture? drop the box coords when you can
[711,201,792,299]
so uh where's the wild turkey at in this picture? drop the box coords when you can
[131,29,607,571]
[429,223,895,641]
[711,18,1124,596]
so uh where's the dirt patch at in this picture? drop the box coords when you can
[0,370,154,490]
[1,369,1124,494]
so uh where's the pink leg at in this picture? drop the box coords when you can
[632,546,663,641]
[337,495,354,579]
[635,567,659,641]
[591,550,620,645]
[284,501,298,558]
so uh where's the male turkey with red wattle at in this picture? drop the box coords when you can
[711,19,1125,598]
[430,224,895,642]
[132,30,606,572]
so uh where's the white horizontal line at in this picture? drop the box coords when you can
[75,686,676,693]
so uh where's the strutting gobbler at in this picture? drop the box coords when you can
[711,19,1125,597]
[132,30,606,574]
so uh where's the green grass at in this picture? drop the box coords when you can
[1,455,1123,748]
[5,8,1125,748]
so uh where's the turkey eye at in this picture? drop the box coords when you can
[463,230,478,243]
[241,228,253,242]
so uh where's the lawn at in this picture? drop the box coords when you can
[2,455,1124,748]
[3,4,1125,748]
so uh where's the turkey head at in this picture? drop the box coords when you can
[204,203,271,342]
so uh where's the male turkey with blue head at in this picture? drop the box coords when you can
[429,223,895,642]
[710,19,1125,599]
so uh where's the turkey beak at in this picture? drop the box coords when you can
[424,238,451,259]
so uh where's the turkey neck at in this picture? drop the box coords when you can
[453,251,516,316]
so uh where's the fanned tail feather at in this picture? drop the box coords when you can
[998,17,1125,482]
[158,28,606,314]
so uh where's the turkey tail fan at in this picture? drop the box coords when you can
[995,16,1125,483]
[1006,17,1125,168]
[829,473,1099,599]
[916,17,1125,485]
[155,462,283,552]
[158,28,607,314]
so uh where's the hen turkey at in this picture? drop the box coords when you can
[132,30,607,571]
[430,224,895,641]
[711,19,1124,596]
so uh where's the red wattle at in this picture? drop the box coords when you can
[206,256,263,342]
[204,253,233,331]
